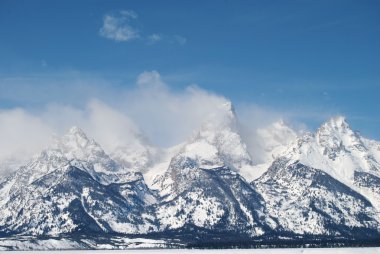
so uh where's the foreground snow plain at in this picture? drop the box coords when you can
[3,248,380,254]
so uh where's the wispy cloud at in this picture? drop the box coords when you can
[147,34,187,45]
[0,108,54,175]
[2,69,362,176]
[99,10,186,45]
[99,10,140,42]
[147,34,162,44]
[0,70,289,152]
[0,71,229,153]
[172,35,187,45]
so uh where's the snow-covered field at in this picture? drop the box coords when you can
[2,248,380,254]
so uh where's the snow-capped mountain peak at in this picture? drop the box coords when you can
[316,116,354,154]
[4,126,145,188]
[55,126,108,163]
[153,101,253,199]
[185,101,252,171]
[277,116,380,211]
[321,115,349,130]
[1,111,380,245]
[0,125,158,237]
[68,125,86,136]
[282,120,345,177]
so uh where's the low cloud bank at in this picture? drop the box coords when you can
[0,71,296,175]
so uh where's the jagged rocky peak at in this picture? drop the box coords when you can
[184,100,252,171]
[154,101,254,199]
[51,126,121,170]
[282,116,360,168]
[321,115,349,130]
[0,124,158,237]
[317,115,351,139]
[315,116,365,157]
[153,102,277,233]
[30,126,131,185]
[11,127,100,186]
[57,126,102,157]
[276,115,380,210]
[68,125,87,136]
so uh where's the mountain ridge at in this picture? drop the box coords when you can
[0,108,379,249]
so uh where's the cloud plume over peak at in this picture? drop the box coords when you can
[0,70,299,176]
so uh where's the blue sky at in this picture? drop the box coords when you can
[0,0,379,139]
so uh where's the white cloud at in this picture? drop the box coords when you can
[119,10,137,19]
[99,10,186,45]
[0,109,53,158]
[136,70,166,89]
[173,35,187,45]
[121,71,230,146]
[41,100,144,154]
[147,34,162,44]
[147,34,187,45]
[99,10,139,42]
[236,104,296,163]
[0,71,230,168]
[0,108,54,175]
[0,70,304,176]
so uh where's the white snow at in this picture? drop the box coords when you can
[156,190,225,229]
[2,247,380,253]
[276,116,380,212]
[1,108,380,247]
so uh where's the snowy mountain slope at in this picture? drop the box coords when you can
[155,163,278,235]
[154,102,253,199]
[0,127,157,236]
[251,116,380,238]
[192,102,253,172]
[273,116,380,211]
[1,107,380,247]
[253,157,380,237]
[152,102,278,234]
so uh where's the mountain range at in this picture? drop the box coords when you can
[0,102,379,250]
